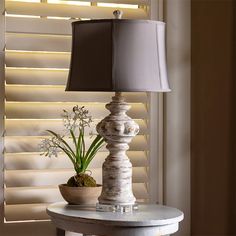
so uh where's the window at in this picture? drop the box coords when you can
[0,1,162,235]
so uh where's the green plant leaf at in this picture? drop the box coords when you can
[55,144,76,168]
[77,130,83,167]
[44,118,104,176]
[84,135,103,160]
[47,130,76,158]
[82,135,104,172]
[81,129,85,159]
[87,138,104,163]
[70,129,77,151]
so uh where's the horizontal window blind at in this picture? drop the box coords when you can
[3,0,151,235]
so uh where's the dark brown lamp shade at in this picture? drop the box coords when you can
[66,19,170,92]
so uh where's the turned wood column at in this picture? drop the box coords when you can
[96,92,139,206]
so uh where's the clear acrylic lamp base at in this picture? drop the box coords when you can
[96,202,138,213]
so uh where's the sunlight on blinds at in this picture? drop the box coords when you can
[4,0,150,230]
[96,3,138,9]
[48,0,91,6]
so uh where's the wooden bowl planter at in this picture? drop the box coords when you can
[59,184,102,205]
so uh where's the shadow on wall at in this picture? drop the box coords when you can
[191,0,236,235]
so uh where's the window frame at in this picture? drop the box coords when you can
[0,0,5,230]
[164,0,191,235]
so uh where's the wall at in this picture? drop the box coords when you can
[164,0,191,235]
[191,0,236,235]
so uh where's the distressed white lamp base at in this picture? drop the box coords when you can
[96,92,139,212]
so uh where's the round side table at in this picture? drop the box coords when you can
[47,202,184,236]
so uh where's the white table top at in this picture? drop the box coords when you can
[47,202,184,227]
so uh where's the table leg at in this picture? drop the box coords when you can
[57,228,65,236]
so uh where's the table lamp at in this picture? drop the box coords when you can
[66,10,170,212]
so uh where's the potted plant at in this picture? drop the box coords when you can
[40,105,104,205]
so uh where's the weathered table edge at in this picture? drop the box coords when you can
[47,203,184,236]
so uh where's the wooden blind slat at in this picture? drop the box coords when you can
[4,151,148,170]
[3,221,56,236]
[5,187,64,205]
[6,68,68,85]
[6,86,148,103]
[5,183,148,205]
[6,51,71,69]
[5,103,147,119]
[6,2,147,19]
[6,33,72,52]
[5,203,50,221]
[6,17,74,35]
[44,0,148,4]
[5,119,147,136]
[5,135,147,153]
[5,167,148,187]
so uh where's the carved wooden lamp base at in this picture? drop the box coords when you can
[96,92,139,212]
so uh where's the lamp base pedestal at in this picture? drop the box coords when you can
[96,92,139,211]
[96,202,138,213]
